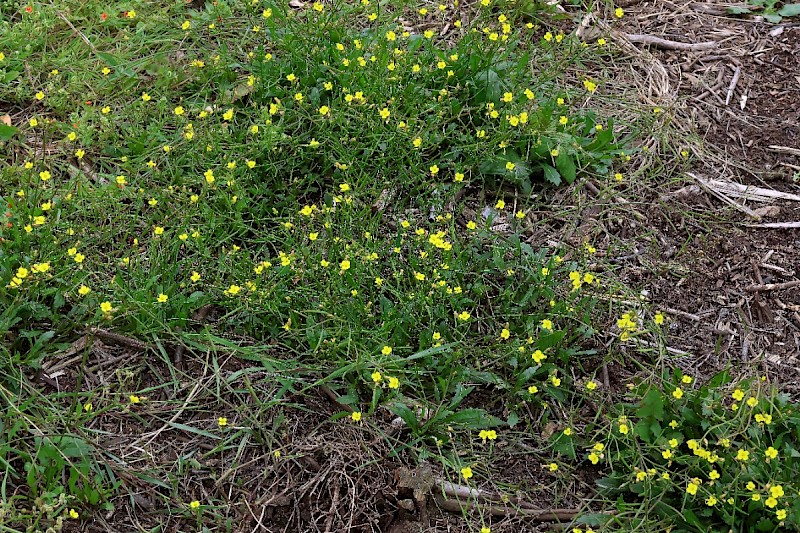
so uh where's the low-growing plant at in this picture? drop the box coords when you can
[586,370,800,532]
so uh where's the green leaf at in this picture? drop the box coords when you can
[539,163,561,185]
[0,124,18,141]
[507,411,519,428]
[595,476,622,491]
[471,68,502,104]
[637,388,665,421]
[388,402,418,431]
[166,422,221,440]
[95,51,119,66]
[441,408,488,428]
[555,151,577,184]
[726,6,753,14]
[764,12,783,22]
[681,509,705,530]
[779,4,800,16]
[3,70,20,83]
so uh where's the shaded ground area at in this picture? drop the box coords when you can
[41,337,588,533]
[575,1,800,386]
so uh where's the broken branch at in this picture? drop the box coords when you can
[745,280,800,293]
[625,34,718,51]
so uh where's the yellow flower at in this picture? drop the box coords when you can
[540,319,553,331]
[78,285,91,296]
[765,496,778,508]
[157,293,168,303]
[777,509,787,520]
[531,350,546,364]
[615,7,624,18]
[770,485,784,499]
[528,385,538,395]
[681,375,692,384]
[154,226,164,236]
[654,312,665,325]
[174,106,184,116]
[379,107,390,120]
[189,500,200,509]
[736,449,750,461]
[619,423,629,435]
[223,109,234,121]
[686,482,699,495]
[706,495,717,506]
[461,466,474,480]
[458,311,471,321]
[388,377,400,389]
[225,285,241,296]
[190,271,201,283]
[100,301,113,313]
[218,417,227,427]
[765,446,779,460]
[747,396,758,407]
[351,411,362,422]
[550,376,561,387]
[381,345,393,356]
[548,462,559,472]
[69,509,79,519]
[129,395,141,404]
[672,388,684,399]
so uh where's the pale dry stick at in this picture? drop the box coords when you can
[761,263,792,275]
[55,9,99,54]
[686,172,760,218]
[323,482,341,533]
[432,493,590,521]
[725,65,741,105]
[745,280,800,293]
[768,145,800,157]
[662,307,702,322]
[748,222,800,229]
[626,34,718,51]
[437,479,539,511]
[629,338,693,357]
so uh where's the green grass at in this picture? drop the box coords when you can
[2,1,800,531]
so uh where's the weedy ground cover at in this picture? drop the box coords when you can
[1,0,798,531]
